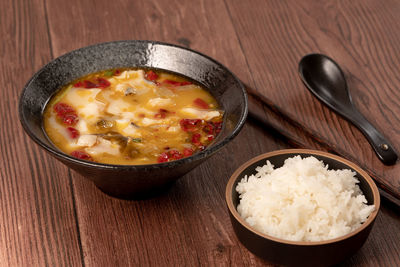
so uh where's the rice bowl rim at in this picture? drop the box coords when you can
[226,149,380,246]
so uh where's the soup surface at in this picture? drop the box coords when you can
[43,68,223,165]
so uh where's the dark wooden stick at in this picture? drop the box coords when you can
[245,84,400,206]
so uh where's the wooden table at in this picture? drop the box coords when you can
[2,0,400,266]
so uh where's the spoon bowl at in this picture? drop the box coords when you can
[298,53,397,165]
[300,54,351,107]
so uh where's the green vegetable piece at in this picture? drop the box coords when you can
[96,119,114,129]
[104,70,114,77]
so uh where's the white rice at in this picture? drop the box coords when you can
[236,155,375,242]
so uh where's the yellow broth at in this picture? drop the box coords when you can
[43,68,223,165]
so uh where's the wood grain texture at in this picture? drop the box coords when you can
[226,0,400,200]
[44,0,268,265]
[0,0,83,266]
[2,0,400,266]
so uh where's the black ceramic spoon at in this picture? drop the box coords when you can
[298,53,398,165]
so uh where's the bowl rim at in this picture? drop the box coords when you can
[225,148,380,246]
[19,40,248,169]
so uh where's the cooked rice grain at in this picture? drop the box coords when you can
[236,156,375,242]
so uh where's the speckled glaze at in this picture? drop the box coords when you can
[226,149,380,266]
[19,40,248,199]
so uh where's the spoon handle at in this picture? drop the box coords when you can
[346,108,398,165]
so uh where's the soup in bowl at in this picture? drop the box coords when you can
[19,40,247,199]
[43,68,224,165]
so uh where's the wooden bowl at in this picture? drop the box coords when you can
[225,149,380,266]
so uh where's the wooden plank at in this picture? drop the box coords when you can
[41,0,400,266]
[68,133,279,266]
[0,0,83,266]
[248,90,400,267]
[226,0,400,200]
[43,0,280,265]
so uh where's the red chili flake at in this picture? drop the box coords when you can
[54,103,79,126]
[164,146,170,150]
[179,81,192,86]
[203,122,214,134]
[157,152,169,163]
[203,121,222,135]
[74,78,110,89]
[114,69,121,75]
[82,80,97,88]
[191,133,202,146]
[145,70,158,82]
[73,81,85,88]
[63,113,79,125]
[67,127,80,139]
[198,145,206,151]
[71,150,92,161]
[54,103,75,116]
[207,135,214,141]
[158,149,184,163]
[180,119,202,132]
[154,109,169,119]
[168,150,183,160]
[183,148,193,157]
[95,77,111,88]
[162,79,192,86]
[75,78,111,89]
[214,121,222,134]
[193,98,209,109]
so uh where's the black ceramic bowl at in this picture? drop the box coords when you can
[226,149,380,266]
[19,40,247,199]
